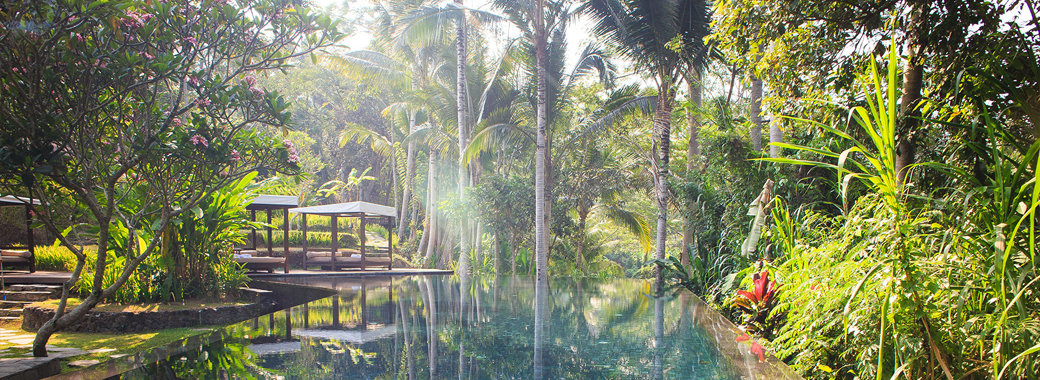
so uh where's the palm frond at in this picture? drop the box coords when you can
[565,43,616,91]
[339,125,394,158]
[597,205,652,254]
[321,51,409,82]
[463,123,535,166]
[569,94,655,146]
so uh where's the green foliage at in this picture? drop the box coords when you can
[475,173,535,273]
[760,51,1040,379]
[76,175,260,303]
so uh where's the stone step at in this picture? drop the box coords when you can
[0,316,20,322]
[0,300,32,309]
[7,285,63,296]
[0,308,22,317]
[0,291,52,302]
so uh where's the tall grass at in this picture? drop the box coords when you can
[33,245,95,272]
[245,231,359,248]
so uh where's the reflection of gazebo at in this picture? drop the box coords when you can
[296,278,396,343]
[0,195,40,273]
[239,195,298,273]
[288,202,395,271]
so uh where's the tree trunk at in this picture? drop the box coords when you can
[533,0,549,281]
[750,75,763,152]
[769,118,782,158]
[896,2,930,186]
[653,81,674,286]
[398,110,417,239]
[493,227,500,274]
[422,151,438,264]
[686,73,702,172]
[682,72,701,267]
[455,3,471,276]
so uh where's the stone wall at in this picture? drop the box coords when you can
[21,303,262,333]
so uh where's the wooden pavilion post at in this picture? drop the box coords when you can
[331,215,339,269]
[25,200,35,273]
[360,214,367,270]
[250,210,257,249]
[388,217,393,270]
[266,210,273,256]
[283,208,290,273]
[302,214,308,269]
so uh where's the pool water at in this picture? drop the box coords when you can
[55,276,800,379]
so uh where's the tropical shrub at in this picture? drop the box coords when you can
[763,49,1040,379]
[77,175,258,303]
[731,269,781,337]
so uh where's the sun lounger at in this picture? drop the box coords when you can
[0,249,35,273]
[304,248,391,270]
[233,249,286,273]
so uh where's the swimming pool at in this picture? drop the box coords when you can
[50,275,801,379]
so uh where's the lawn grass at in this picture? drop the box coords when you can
[1,298,243,373]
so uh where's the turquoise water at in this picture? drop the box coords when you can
[57,276,800,379]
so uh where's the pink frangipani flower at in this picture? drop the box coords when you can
[189,134,208,147]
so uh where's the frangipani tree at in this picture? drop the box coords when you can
[0,0,342,356]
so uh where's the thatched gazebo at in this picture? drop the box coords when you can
[237,194,298,273]
[0,195,40,273]
[289,201,395,271]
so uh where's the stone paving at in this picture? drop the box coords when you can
[0,327,91,379]
[0,327,36,349]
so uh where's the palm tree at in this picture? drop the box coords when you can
[584,0,710,284]
[395,1,503,275]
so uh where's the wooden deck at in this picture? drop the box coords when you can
[0,270,72,285]
[247,268,452,279]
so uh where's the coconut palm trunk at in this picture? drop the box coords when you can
[534,0,550,281]
[682,72,701,267]
[399,110,418,239]
[653,81,675,286]
[455,0,471,275]
[423,151,439,264]
[769,118,782,158]
[750,75,763,151]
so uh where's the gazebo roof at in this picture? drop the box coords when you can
[0,195,41,206]
[246,195,299,210]
[288,201,396,218]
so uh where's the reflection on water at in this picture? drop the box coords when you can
[58,276,801,379]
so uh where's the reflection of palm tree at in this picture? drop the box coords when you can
[533,276,549,379]
[421,277,438,377]
[652,296,665,380]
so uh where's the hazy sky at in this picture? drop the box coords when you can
[306,0,601,77]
